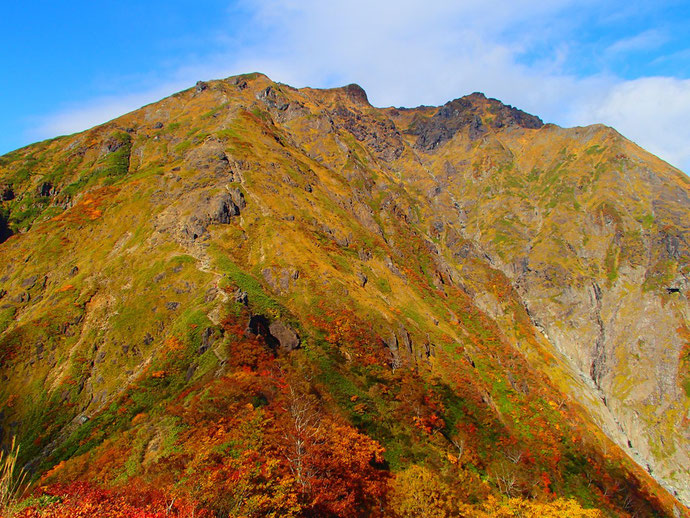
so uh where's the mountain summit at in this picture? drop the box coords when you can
[0,73,688,517]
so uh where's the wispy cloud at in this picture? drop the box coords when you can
[606,29,667,55]
[573,77,690,170]
[27,0,689,172]
[27,86,182,141]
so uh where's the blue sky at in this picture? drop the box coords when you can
[2,0,690,171]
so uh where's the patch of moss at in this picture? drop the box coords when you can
[174,140,192,154]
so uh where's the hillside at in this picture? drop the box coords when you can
[0,73,688,517]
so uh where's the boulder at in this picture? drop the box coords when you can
[37,182,55,197]
[268,321,300,352]
[247,315,300,352]
[199,326,223,354]
[1,185,14,201]
[0,212,11,244]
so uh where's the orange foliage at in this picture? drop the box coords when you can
[15,482,211,518]
[51,187,118,225]
[304,419,387,516]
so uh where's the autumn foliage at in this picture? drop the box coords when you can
[13,482,211,518]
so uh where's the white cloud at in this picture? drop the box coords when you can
[26,83,187,141]
[606,29,667,55]
[572,77,690,171]
[27,0,688,173]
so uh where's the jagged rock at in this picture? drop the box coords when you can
[385,256,404,278]
[398,326,413,356]
[411,94,543,151]
[182,188,245,240]
[268,321,300,352]
[1,185,14,201]
[166,302,180,311]
[209,193,240,224]
[247,314,272,338]
[199,326,223,354]
[153,122,164,129]
[262,266,299,293]
[228,187,246,210]
[341,83,370,105]
[37,182,55,197]
[256,86,289,111]
[319,224,350,247]
[195,81,208,93]
[358,248,372,261]
[232,77,248,90]
[0,212,11,244]
[660,230,685,259]
[204,287,218,303]
[59,313,84,336]
[184,139,234,178]
[234,289,248,305]
[383,333,402,370]
[246,315,299,353]
[331,104,404,161]
[357,272,368,287]
[102,137,125,154]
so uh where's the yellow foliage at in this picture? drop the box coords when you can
[476,495,605,517]
[389,465,456,518]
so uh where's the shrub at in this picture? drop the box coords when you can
[0,436,27,514]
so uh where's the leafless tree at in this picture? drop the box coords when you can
[491,460,519,497]
[505,446,523,464]
[450,435,465,460]
[282,382,322,491]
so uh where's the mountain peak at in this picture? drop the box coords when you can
[340,83,370,105]
[406,92,544,151]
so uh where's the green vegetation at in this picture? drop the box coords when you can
[174,139,192,154]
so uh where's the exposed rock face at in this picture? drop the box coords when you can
[37,182,56,197]
[268,321,300,352]
[247,315,299,352]
[199,326,223,354]
[182,188,245,240]
[1,185,14,201]
[414,127,690,501]
[331,105,404,161]
[184,139,236,178]
[410,93,544,151]
[340,83,370,105]
[0,211,10,243]
[256,86,290,111]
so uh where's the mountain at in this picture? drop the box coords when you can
[0,73,688,517]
